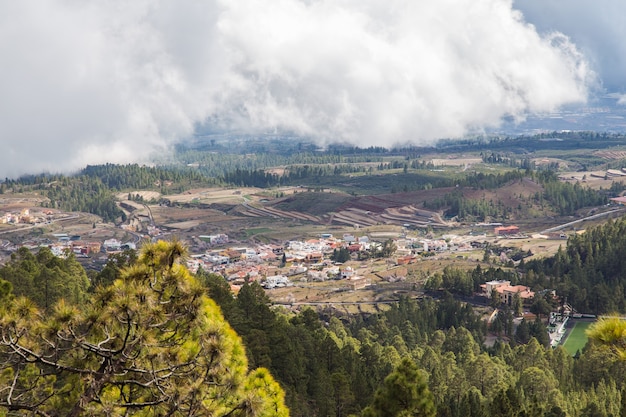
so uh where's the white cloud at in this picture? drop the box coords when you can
[514,0,626,92]
[0,0,595,178]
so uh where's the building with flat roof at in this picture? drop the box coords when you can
[610,196,626,205]
[494,225,520,236]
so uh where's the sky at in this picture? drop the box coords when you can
[0,0,623,179]
[514,0,626,93]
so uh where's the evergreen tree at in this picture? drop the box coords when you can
[0,278,12,302]
[587,316,626,360]
[91,248,138,289]
[0,247,90,310]
[0,240,288,416]
[490,389,515,417]
[331,247,351,263]
[361,357,435,417]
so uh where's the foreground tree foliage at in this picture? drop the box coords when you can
[0,279,11,303]
[0,240,288,416]
[587,316,626,360]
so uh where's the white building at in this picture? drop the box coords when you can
[263,275,291,289]
[103,239,122,251]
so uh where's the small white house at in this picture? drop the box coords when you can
[263,275,291,289]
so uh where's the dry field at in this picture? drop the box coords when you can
[593,150,626,160]
[465,177,542,203]
[559,171,624,190]
[429,157,483,167]
[532,157,574,170]
[145,177,554,235]
[0,195,47,211]
[265,261,422,315]
[496,236,566,261]
[163,187,265,204]
[150,205,241,229]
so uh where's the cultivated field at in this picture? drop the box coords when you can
[164,187,267,205]
[429,157,482,167]
[496,236,566,261]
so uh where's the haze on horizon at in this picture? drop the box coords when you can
[1,0,624,179]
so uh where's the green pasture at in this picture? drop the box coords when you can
[562,321,593,356]
[244,227,273,237]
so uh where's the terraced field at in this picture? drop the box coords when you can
[262,189,452,228]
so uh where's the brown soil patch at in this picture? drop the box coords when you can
[430,158,483,167]
[164,187,264,204]
[339,189,457,213]
[461,178,544,215]
[594,150,626,160]
[559,171,621,190]
[496,236,565,261]
[0,196,48,211]
[150,206,238,225]
[269,191,352,216]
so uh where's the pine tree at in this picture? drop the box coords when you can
[0,279,11,302]
[587,316,626,360]
[361,357,435,417]
[0,240,288,416]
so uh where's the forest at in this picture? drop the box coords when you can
[3,225,626,416]
[423,170,607,221]
[3,155,614,225]
[524,217,626,314]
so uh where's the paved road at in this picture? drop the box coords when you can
[540,207,625,234]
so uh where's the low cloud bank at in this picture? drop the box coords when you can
[0,0,596,178]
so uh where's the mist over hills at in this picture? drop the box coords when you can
[492,95,626,136]
[3,1,626,179]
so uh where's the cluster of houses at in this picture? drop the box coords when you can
[14,236,139,259]
[51,240,103,257]
[2,213,546,301]
[0,208,52,225]
[6,237,104,258]
[179,233,488,294]
[56,237,137,258]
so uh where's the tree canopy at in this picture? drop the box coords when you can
[587,316,626,360]
[0,240,288,416]
[0,247,90,311]
[361,357,435,417]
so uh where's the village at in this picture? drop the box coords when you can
[1,203,583,348]
[0,206,550,306]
